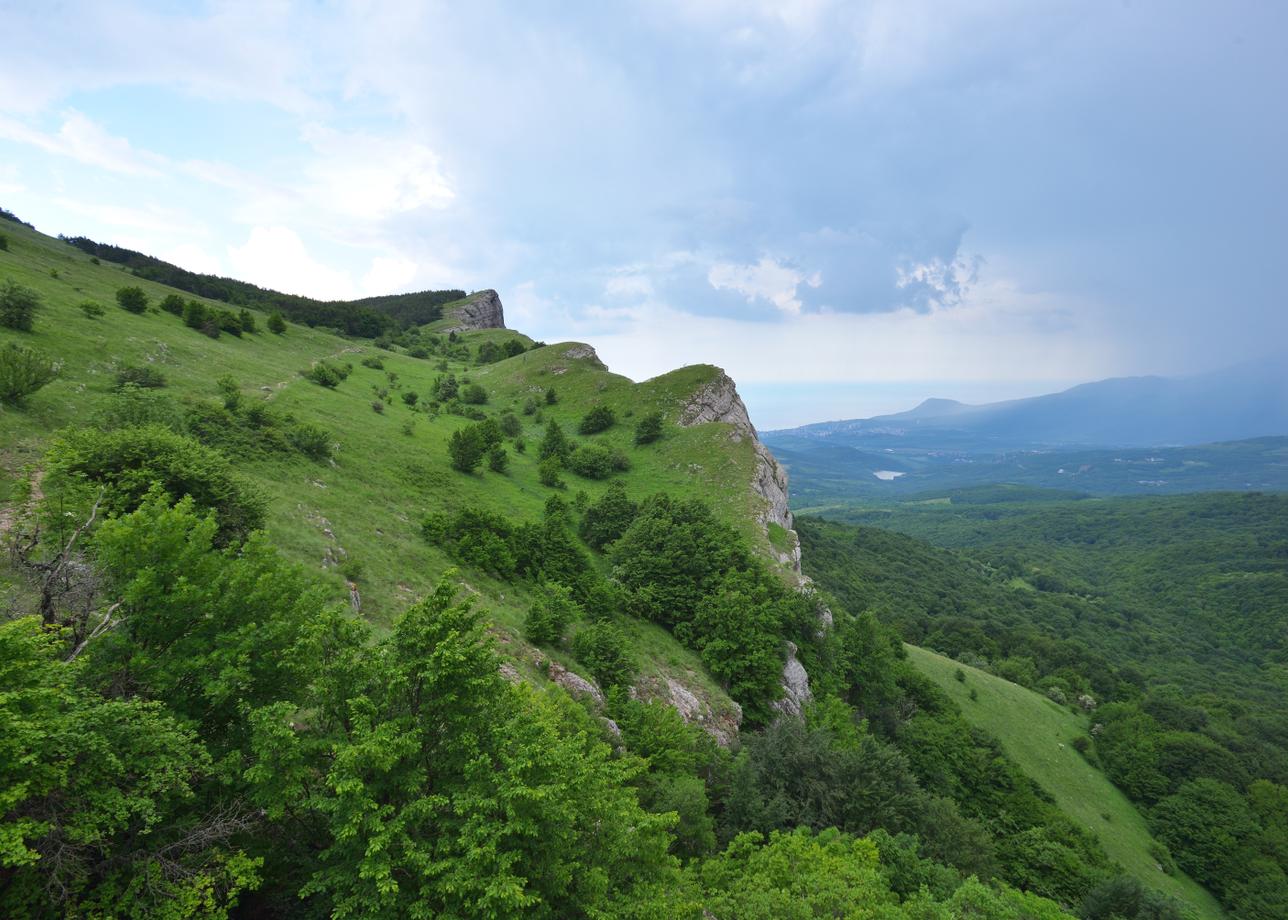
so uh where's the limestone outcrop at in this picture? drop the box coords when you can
[771,642,814,718]
[442,289,505,331]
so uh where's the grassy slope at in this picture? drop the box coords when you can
[906,644,1223,920]
[0,219,767,719]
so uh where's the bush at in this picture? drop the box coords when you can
[522,397,539,416]
[0,278,41,331]
[461,383,487,405]
[545,387,558,405]
[200,319,221,339]
[46,425,266,544]
[361,355,384,370]
[538,456,565,489]
[183,300,206,329]
[487,446,509,473]
[238,309,257,334]
[115,286,148,314]
[78,301,105,319]
[114,365,167,390]
[499,412,521,437]
[579,481,638,550]
[539,420,572,462]
[524,583,580,646]
[567,443,630,479]
[159,293,186,316]
[302,361,351,388]
[634,411,664,445]
[448,425,486,473]
[267,311,286,334]
[572,621,634,689]
[371,400,384,414]
[217,310,243,336]
[0,342,60,405]
[401,391,419,408]
[286,422,332,460]
[578,406,616,435]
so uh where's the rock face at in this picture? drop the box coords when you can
[546,661,604,707]
[677,369,798,563]
[772,642,814,718]
[632,675,743,747]
[442,289,505,332]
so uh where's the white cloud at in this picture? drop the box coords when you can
[707,256,819,315]
[300,125,455,223]
[0,111,165,177]
[362,256,418,294]
[227,226,359,300]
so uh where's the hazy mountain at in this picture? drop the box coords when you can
[767,357,1288,451]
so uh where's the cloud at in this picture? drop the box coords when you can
[227,226,360,300]
[707,256,819,315]
[0,111,165,176]
[299,125,455,223]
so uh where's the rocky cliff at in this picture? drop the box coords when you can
[678,370,799,568]
[442,289,506,331]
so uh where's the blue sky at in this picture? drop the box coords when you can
[1,1,1284,427]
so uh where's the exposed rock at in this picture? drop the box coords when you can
[771,642,814,718]
[547,661,605,707]
[631,674,743,747]
[498,662,522,683]
[677,368,801,575]
[442,289,506,332]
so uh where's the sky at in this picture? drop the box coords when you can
[1,1,1284,428]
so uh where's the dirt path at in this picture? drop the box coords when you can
[262,345,365,401]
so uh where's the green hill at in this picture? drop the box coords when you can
[906,644,1223,920]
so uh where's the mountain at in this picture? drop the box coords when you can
[770,360,1288,451]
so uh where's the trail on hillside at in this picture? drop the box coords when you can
[263,345,364,401]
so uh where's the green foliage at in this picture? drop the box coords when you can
[400,389,418,407]
[487,444,509,473]
[182,298,206,329]
[578,405,616,434]
[114,364,166,389]
[238,308,257,333]
[579,480,639,550]
[572,620,635,688]
[77,300,105,318]
[499,411,521,437]
[0,231,7,250]
[634,410,664,445]
[302,360,351,388]
[46,425,266,544]
[448,424,486,473]
[538,419,572,462]
[567,442,631,479]
[159,293,185,315]
[0,277,41,330]
[525,582,580,646]
[545,385,558,404]
[115,285,149,314]
[267,310,286,334]
[0,342,60,405]
[461,381,487,404]
[0,616,258,918]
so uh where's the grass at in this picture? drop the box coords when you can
[0,218,781,721]
[906,644,1224,920]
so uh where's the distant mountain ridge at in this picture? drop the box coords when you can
[768,358,1288,450]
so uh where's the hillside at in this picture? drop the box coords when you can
[906,645,1223,920]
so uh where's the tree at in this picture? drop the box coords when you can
[571,620,634,689]
[448,425,486,473]
[461,382,487,404]
[579,481,638,550]
[0,278,41,330]
[1150,779,1257,893]
[183,299,207,329]
[238,309,257,333]
[267,311,287,334]
[545,386,558,404]
[524,583,580,646]
[567,443,630,479]
[0,342,60,405]
[634,411,664,445]
[46,425,266,545]
[115,286,149,314]
[487,445,509,473]
[578,405,616,434]
[539,420,572,462]
[159,293,186,315]
[538,456,564,489]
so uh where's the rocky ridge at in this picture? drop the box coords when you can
[442,289,506,332]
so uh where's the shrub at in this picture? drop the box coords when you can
[499,412,521,437]
[954,668,966,683]
[217,310,243,336]
[522,397,539,416]
[504,339,526,357]
[46,425,266,544]
[634,411,664,445]
[183,300,206,329]
[407,346,428,359]
[514,437,526,453]
[567,443,630,479]
[238,309,257,334]
[524,583,580,646]
[0,343,60,405]
[361,355,385,370]
[267,311,286,334]
[200,319,221,339]
[371,401,384,414]
[538,456,564,489]
[115,286,148,314]
[488,446,509,473]
[286,422,332,459]
[401,391,419,408]
[572,621,634,689]
[448,425,486,473]
[78,301,105,319]
[114,365,167,390]
[461,383,487,405]
[0,278,41,331]
[578,406,616,435]
[538,420,572,462]
[545,386,558,405]
[303,361,350,388]
[159,293,186,316]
